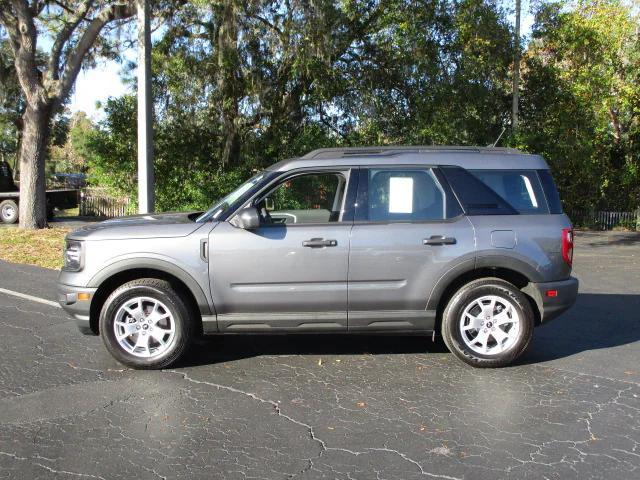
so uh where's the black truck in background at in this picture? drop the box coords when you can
[0,161,79,224]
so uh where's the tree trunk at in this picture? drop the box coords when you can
[18,104,50,229]
[221,123,240,167]
[216,0,241,167]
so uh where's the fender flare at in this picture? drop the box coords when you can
[426,254,542,311]
[475,254,543,282]
[88,258,213,315]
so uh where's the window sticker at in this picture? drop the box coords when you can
[389,177,414,213]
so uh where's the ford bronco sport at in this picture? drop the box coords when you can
[57,147,578,369]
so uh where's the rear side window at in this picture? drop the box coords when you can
[469,169,548,214]
[356,168,460,222]
[537,170,563,214]
[440,167,518,215]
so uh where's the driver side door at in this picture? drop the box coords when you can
[208,168,356,332]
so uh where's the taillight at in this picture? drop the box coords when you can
[561,227,574,266]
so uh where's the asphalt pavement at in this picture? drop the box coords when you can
[0,231,638,479]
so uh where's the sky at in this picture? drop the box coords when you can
[68,62,130,117]
[66,1,535,120]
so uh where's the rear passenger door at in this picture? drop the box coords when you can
[347,167,475,331]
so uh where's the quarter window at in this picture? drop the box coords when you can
[470,170,548,214]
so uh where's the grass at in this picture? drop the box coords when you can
[55,207,80,217]
[0,227,70,270]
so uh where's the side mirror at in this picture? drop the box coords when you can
[232,207,260,230]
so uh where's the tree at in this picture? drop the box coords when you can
[520,0,640,211]
[85,94,251,212]
[49,110,94,173]
[0,37,25,170]
[0,0,136,228]
[87,0,516,211]
[78,0,636,217]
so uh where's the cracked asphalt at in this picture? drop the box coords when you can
[0,231,638,479]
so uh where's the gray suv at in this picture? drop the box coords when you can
[57,147,578,369]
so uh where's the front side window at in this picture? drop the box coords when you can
[197,171,272,222]
[358,168,449,222]
[257,171,348,224]
[470,169,548,214]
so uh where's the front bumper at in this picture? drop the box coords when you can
[523,276,579,324]
[57,283,98,335]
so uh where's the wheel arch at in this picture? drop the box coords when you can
[88,262,211,335]
[429,259,542,332]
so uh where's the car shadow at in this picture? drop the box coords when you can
[518,293,640,365]
[179,293,639,368]
[576,231,640,247]
[181,333,449,368]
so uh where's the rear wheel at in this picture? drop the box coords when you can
[99,278,194,369]
[441,278,534,368]
[0,199,18,224]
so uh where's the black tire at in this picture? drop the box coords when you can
[441,278,534,368]
[0,199,18,224]
[99,278,195,369]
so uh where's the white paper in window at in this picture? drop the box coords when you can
[389,177,413,213]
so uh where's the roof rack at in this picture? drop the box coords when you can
[300,146,521,159]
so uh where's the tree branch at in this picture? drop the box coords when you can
[49,0,75,15]
[0,4,21,49]
[48,0,94,81]
[252,15,285,42]
[29,0,40,16]
[54,0,135,109]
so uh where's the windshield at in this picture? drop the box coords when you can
[196,171,268,222]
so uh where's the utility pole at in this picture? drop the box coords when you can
[512,0,521,131]
[137,0,154,213]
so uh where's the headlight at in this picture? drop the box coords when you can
[63,240,83,271]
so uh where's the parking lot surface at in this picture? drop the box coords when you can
[0,231,638,479]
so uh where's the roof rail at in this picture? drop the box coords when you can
[300,146,521,159]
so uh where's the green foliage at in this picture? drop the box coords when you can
[48,111,96,174]
[0,38,22,164]
[85,95,252,211]
[77,0,639,214]
[518,0,640,211]
[85,95,138,199]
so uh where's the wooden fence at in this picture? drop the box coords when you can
[567,208,640,231]
[79,189,135,218]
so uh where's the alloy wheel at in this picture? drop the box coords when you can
[113,296,176,358]
[459,295,521,356]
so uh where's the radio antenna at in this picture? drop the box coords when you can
[489,127,507,148]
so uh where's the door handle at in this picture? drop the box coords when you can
[303,238,338,248]
[423,235,456,246]
[200,239,208,261]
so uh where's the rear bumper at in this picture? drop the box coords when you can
[57,283,97,335]
[523,276,579,324]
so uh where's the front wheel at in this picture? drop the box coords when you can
[99,278,194,369]
[441,278,534,368]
